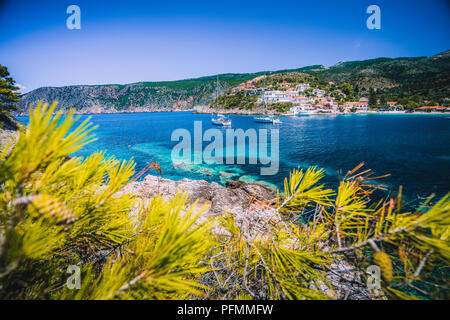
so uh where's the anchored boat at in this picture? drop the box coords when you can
[254,115,274,123]
[212,114,231,126]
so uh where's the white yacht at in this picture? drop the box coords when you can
[254,115,275,123]
[212,114,231,126]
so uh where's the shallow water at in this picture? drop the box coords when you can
[16,112,450,202]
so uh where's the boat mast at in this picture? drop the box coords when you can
[262,74,266,115]
[215,75,218,114]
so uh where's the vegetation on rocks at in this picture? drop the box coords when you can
[0,102,448,300]
[214,90,258,111]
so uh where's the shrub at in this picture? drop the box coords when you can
[0,102,448,300]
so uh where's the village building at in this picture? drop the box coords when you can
[279,82,292,88]
[296,83,311,92]
[290,104,315,114]
[416,106,447,112]
[313,89,326,97]
[343,101,369,111]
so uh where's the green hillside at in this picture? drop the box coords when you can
[303,51,450,102]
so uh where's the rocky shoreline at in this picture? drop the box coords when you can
[0,115,21,147]
[12,107,197,117]
[123,174,277,217]
[0,128,18,147]
[12,103,448,117]
[193,105,290,116]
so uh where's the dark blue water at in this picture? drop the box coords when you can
[16,112,450,202]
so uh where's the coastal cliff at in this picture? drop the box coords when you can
[15,83,217,115]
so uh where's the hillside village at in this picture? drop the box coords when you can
[231,75,370,113]
[219,73,449,114]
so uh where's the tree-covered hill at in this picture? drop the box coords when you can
[305,50,450,101]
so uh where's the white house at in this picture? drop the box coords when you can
[313,89,326,97]
[290,104,316,114]
[296,83,311,92]
[343,102,369,111]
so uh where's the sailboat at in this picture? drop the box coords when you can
[212,114,231,126]
[253,75,281,124]
[212,75,231,126]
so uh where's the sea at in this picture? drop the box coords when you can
[16,112,450,204]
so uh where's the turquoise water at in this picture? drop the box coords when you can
[16,112,450,202]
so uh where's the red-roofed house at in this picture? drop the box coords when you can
[417,106,446,111]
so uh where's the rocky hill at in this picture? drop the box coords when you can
[15,50,450,114]
[16,81,220,115]
[15,73,262,115]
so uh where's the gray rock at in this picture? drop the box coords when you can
[123,174,276,217]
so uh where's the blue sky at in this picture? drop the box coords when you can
[0,0,449,92]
